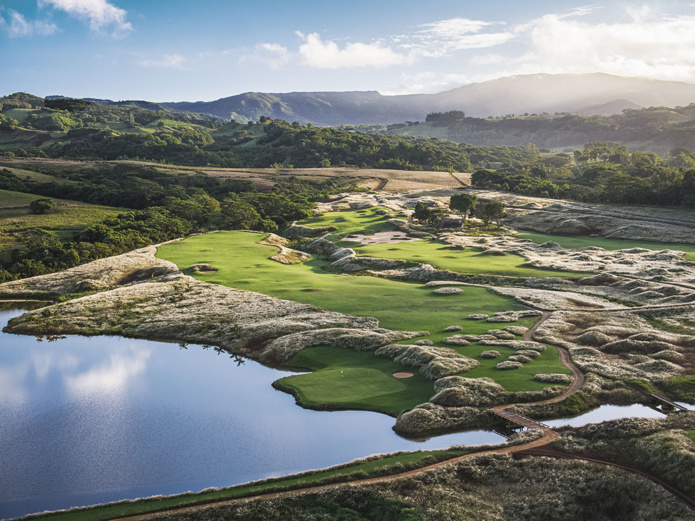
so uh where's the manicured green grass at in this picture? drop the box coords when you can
[279,347,435,415]
[157,232,522,335]
[518,230,695,262]
[28,446,470,521]
[352,239,585,278]
[300,207,396,242]
[686,429,695,444]
[157,232,570,411]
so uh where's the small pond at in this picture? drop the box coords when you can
[0,306,502,520]
[544,402,692,428]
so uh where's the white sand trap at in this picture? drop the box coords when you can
[344,230,422,245]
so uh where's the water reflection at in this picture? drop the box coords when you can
[544,402,692,428]
[0,307,502,520]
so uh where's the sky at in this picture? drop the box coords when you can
[2,0,695,101]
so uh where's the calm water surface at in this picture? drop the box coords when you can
[0,307,503,520]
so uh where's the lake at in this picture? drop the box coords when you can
[0,305,503,520]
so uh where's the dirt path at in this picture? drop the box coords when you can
[521,311,585,404]
[374,177,389,191]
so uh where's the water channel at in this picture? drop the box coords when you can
[0,305,690,520]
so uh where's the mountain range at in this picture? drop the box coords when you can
[155,73,695,125]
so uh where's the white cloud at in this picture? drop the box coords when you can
[139,53,186,69]
[40,0,132,36]
[297,32,413,69]
[469,53,505,66]
[404,17,515,57]
[383,71,471,95]
[65,349,150,394]
[0,365,28,404]
[0,8,57,37]
[511,6,695,82]
[239,42,292,69]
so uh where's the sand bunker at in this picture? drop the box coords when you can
[344,230,421,245]
[393,372,415,378]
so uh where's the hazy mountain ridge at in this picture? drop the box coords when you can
[159,73,695,125]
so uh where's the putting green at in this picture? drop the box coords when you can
[299,207,397,242]
[278,346,436,415]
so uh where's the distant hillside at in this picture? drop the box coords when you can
[164,91,426,126]
[575,99,642,116]
[50,96,221,122]
[161,73,695,124]
[353,104,695,154]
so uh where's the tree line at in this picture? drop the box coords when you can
[0,165,360,283]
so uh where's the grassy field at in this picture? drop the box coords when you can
[452,342,570,392]
[300,207,398,242]
[301,208,583,278]
[0,189,124,255]
[157,232,526,335]
[0,166,70,184]
[354,240,585,278]
[157,231,569,413]
[28,446,471,521]
[518,230,695,262]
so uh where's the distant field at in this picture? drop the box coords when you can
[518,230,695,262]
[0,158,468,192]
[0,189,124,256]
[1,166,70,185]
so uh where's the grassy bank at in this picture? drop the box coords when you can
[517,230,695,262]
[27,446,473,521]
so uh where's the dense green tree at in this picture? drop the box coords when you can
[478,200,506,230]
[449,193,477,228]
[29,198,57,214]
